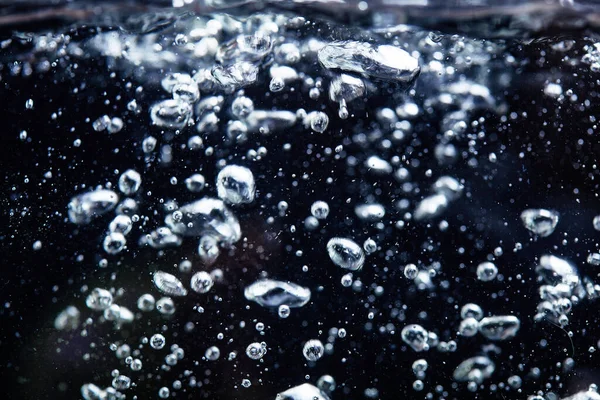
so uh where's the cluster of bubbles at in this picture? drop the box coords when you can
[8,3,595,400]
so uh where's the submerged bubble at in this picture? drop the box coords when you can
[317,375,336,393]
[85,288,113,311]
[476,262,498,282]
[521,209,559,237]
[588,253,600,265]
[341,273,353,287]
[246,342,267,360]
[158,387,170,398]
[432,176,463,201]
[146,227,183,249]
[231,96,254,118]
[318,41,420,83]
[198,235,220,265]
[103,232,126,254]
[459,317,479,337]
[54,306,80,330]
[149,99,192,129]
[165,198,241,243]
[92,115,123,133]
[401,324,429,352]
[327,237,365,271]
[478,315,521,340]
[68,189,119,225]
[185,174,206,192]
[562,389,600,400]
[311,201,330,220]
[156,297,176,315]
[212,61,259,91]
[216,165,256,205]
[363,238,377,254]
[246,109,297,133]
[172,82,200,103]
[109,215,133,235]
[137,294,155,312]
[81,384,106,400]
[269,65,299,92]
[118,169,142,195]
[153,271,188,297]
[150,334,166,350]
[306,111,329,133]
[269,77,285,92]
[112,375,131,390]
[276,383,330,400]
[404,264,419,279]
[461,303,484,320]
[354,203,385,221]
[161,73,194,93]
[536,255,579,286]
[142,136,157,153]
[196,95,224,118]
[244,279,311,308]
[329,73,365,103]
[453,356,495,383]
[414,194,448,221]
[190,271,214,294]
[593,215,600,231]
[217,33,273,63]
[302,339,324,361]
[412,359,428,375]
[227,120,249,142]
[205,346,221,360]
[365,156,392,174]
[508,375,522,389]
[278,304,291,318]
[412,380,424,391]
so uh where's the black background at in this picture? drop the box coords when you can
[3,16,600,400]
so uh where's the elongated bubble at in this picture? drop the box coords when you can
[453,356,495,383]
[327,237,365,271]
[244,279,311,308]
[153,271,188,297]
[68,189,119,225]
[478,315,521,340]
[318,41,420,83]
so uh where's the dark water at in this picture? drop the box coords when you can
[3,3,600,400]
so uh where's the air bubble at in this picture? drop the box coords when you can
[311,201,330,220]
[205,346,221,360]
[153,271,188,297]
[150,334,166,350]
[216,165,256,205]
[246,342,267,360]
[476,262,498,282]
[302,339,324,361]
[190,271,214,294]
[118,169,141,195]
[327,237,365,271]
[278,304,291,318]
